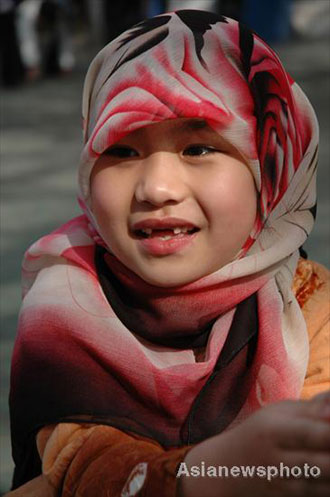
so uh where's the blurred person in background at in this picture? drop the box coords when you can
[85,0,147,45]
[16,0,75,81]
[0,0,25,86]
[240,0,292,43]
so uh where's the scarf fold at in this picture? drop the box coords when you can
[10,9,318,488]
[95,244,262,348]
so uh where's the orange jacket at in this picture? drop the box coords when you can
[6,259,330,497]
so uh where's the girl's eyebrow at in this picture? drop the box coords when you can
[176,120,231,146]
[175,119,209,133]
[178,119,239,153]
[133,119,209,137]
[129,119,213,140]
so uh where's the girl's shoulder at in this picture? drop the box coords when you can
[295,258,330,399]
[293,257,329,313]
[293,257,329,342]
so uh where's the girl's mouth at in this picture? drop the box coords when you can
[131,222,200,256]
[135,226,198,240]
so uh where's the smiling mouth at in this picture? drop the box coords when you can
[134,227,199,240]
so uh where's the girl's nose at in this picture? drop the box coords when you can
[134,152,188,206]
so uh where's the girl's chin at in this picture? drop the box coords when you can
[137,275,197,288]
[132,263,212,288]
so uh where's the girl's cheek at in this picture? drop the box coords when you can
[210,185,256,233]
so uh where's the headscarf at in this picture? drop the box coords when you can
[10,10,318,488]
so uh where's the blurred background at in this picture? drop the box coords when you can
[1,0,329,493]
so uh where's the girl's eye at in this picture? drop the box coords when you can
[183,145,218,157]
[103,146,138,158]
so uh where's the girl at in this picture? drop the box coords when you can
[8,9,330,497]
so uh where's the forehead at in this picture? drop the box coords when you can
[118,118,219,141]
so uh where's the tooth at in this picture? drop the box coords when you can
[182,227,188,233]
[142,228,152,235]
[173,227,181,235]
[161,236,172,240]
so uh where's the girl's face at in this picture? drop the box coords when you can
[90,118,257,287]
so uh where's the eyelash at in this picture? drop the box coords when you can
[104,146,138,158]
[104,145,219,158]
[183,145,218,157]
